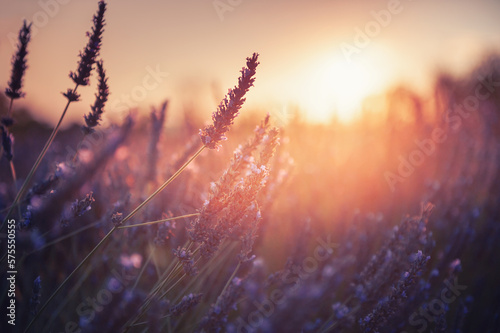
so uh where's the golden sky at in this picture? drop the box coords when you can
[1,0,500,125]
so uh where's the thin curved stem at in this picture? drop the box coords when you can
[2,84,79,229]
[7,97,14,118]
[23,144,206,332]
[118,145,205,228]
[216,261,241,307]
[117,213,200,229]
[3,97,20,216]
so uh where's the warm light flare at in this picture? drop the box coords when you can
[302,53,391,123]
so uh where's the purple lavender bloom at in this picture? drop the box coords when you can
[69,1,106,87]
[82,60,109,134]
[5,20,31,100]
[30,276,42,316]
[199,53,259,150]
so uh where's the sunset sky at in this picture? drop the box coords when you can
[1,0,500,125]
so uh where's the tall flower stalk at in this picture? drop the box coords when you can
[124,116,278,331]
[82,60,109,134]
[72,59,109,164]
[200,53,259,150]
[1,20,32,197]
[5,20,31,115]
[2,1,106,228]
[24,52,260,332]
[120,54,261,332]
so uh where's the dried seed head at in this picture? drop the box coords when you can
[198,278,244,331]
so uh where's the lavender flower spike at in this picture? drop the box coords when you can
[200,53,259,150]
[30,276,42,316]
[5,20,32,100]
[1,126,14,161]
[69,1,106,87]
[82,60,109,134]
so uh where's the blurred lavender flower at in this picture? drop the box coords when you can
[60,192,95,226]
[360,250,430,332]
[198,278,244,332]
[198,164,270,259]
[25,170,62,204]
[154,218,175,246]
[332,302,350,320]
[0,125,14,161]
[448,258,462,274]
[20,205,33,229]
[199,53,259,150]
[168,293,203,317]
[238,203,262,263]
[190,118,279,259]
[82,60,109,134]
[259,127,280,166]
[30,276,42,316]
[112,212,124,226]
[354,203,434,304]
[146,101,168,181]
[173,246,198,276]
[5,20,31,101]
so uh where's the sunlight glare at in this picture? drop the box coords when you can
[303,53,390,123]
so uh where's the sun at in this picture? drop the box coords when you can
[301,53,389,123]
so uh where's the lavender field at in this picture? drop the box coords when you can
[1,1,500,332]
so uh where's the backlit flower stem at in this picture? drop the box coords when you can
[2,85,79,229]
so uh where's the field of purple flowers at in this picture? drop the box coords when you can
[1,1,500,332]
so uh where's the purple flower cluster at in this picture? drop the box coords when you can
[199,53,259,150]
[5,20,31,100]
[82,60,109,134]
[69,1,106,87]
